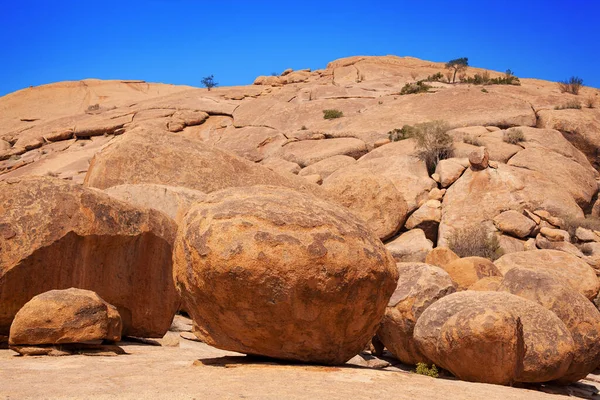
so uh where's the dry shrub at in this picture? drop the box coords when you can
[555,99,582,110]
[410,71,419,80]
[503,128,525,144]
[558,76,583,95]
[411,120,454,173]
[447,225,503,260]
[585,96,596,108]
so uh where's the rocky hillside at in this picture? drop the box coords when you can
[2,55,600,396]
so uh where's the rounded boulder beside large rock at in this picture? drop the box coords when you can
[377,262,456,365]
[497,267,600,383]
[323,168,407,240]
[9,288,122,346]
[173,185,398,365]
[0,177,178,338]
[414,291,575,385]
[494,249,600,300]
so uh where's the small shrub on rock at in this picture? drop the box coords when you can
[400,81,431,95]
[585,96,596,108]
[411,120,454,173]
[558,76,584,95]
[503,128,525,144]
[447,226,503,260]
[323,109,343,119]
[555,100,582,110]
[388,125,416,142]
[415,363,439,378]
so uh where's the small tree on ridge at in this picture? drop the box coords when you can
[445,57,469,83]
[201,75,218,91]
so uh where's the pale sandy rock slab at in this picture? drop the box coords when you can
[434,158,466,188]
[260,157,301,175]
[468,276,503,291]
[358,139,417,162]
[385,229,433,263]
[441,256,502,290]
[414,291,574,385]
[0,177,178,337]
[173,186,398,365]
[354,155,436,212]
[438,165,583,248]
[428,188,446,201]
[9,288,122,345]
[323,168,407,240]
[253,75,282,86]
[576,227,600,242]
[84,127,325,197]
[404,200,441,242]
[540,227,570,242]
[301,174,323,185]
[278,138,368,167]
[497,234,526,255]
[535,234,585,258]
[533,209,565,228]
[377,262,455,365]
[494,250,600,300]
[207,126,287,162]
[508,147,597,208]
[104,184,206,225]
[493,210,536,238]
[298,155,356,179]
[425,247,460,268]
[536,109,600,169]
[498,267,600,383]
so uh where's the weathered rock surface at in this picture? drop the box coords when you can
[441,257,503,289]
[468,147,489,170]
[377,262,455,365]
[493,210,536,239]
[277,138,368,167]
[468,276,503,291]
[323,168,407,240]
[298,155,356,179]
[104,184,206,225]
[497,267,600,383]
[414,291,575,385]
[404,200,441,242]
[385,229,433,263]
[9,288,122,345]
[84,127,324,197]
[261,157,302,175]
[173,185,398,364]
[494,250,600,300]
[0,177,178,337]
[438,165,583,248]
[425,247,460,269]
[434,158,466,188]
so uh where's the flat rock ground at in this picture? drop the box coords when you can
[2,333,599,400]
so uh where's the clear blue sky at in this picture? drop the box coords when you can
[1,0,599,96]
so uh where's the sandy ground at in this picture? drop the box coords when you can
[2,329,599,400]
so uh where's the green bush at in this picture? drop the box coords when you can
[388,125,417,142]
[462,70,520,86]
[415,363,439,378]
[555,100,582,110]
[424,72,444,82]
[481,88,488,93]
[323,109,343,119]
[400,81,431,95]
[411,120,454,173]
[447,226,503,260]
[463,135,482,146]
[503,128,526,144]
[558,76,583,95]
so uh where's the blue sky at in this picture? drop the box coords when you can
[1,0,599,96]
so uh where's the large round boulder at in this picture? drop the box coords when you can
[377,263,456,365]
[494,250,600,300]
[323,168,407,240]
[9,288,122,345]
[173,185,398,364]
[414,291,574,385]
[0,177,178,337]
[497,267,600,383]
